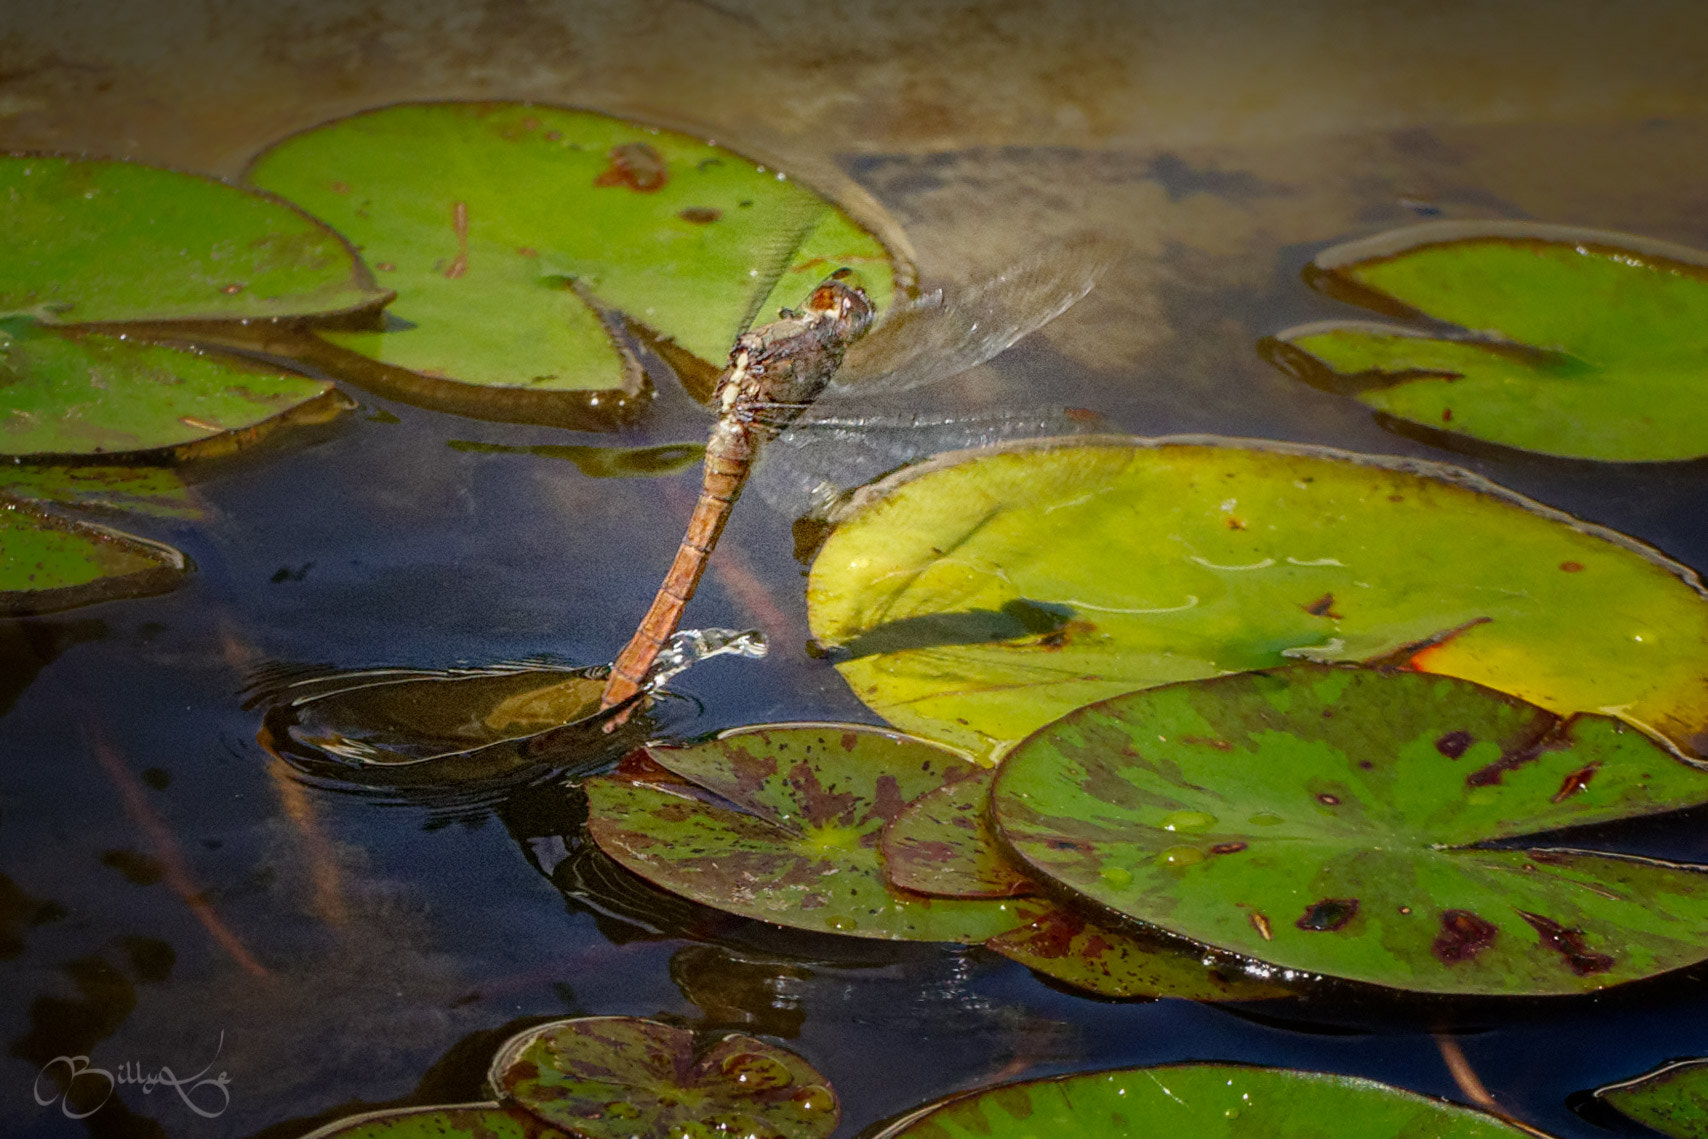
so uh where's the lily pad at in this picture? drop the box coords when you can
[0,319,344,459]
[1265,221,1708,461]
[881,767,1036,898]
[0,153,385,325]
[1,498,188,614]
[2,465,201,520]
[871,1063,1535,1139]
[247,102,903,422]
[583,723,1029,941]
[489,1016,838,1139]
[1597,1058,1708,1139]
[300,1104,571,1139]
[807,436,1708,760]
[993,664,1708,995]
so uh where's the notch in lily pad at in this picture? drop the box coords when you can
[1263,221,1708,461]
[993,663,1708,996]
[246,102,908,429]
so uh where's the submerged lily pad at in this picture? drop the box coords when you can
[300,1103,570,1139]
[808,437,1708,759]
[994,664,1708,995]
[1597,1058,1708,1139]
[1,498,188,614]
[584,723,1027,941]
[1,153,385,325]
[1266,221,1708,461]
[489,1016,838,1139]
[2,465,201,520]
[247,102,903,423]
[873,1063,1534,1139]
[0,320,344,459]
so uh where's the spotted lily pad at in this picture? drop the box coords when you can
[0,319,344,459]
[881,767,1036,898]
[1265,221,1708,461]
[1596,1059,1708,1138]
[247,102,903,424]
[300,1104,571,1139]
[1,153,385,325]
[583,723,1028,941]
[994,664,1708,995]
[872,1063,1536,1139]
[489,1016,838,1139]
[807,436,1708,760]
[2,465,200,520]
[1,498,188,614]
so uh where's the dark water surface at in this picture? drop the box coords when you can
[6,104,1708,1139]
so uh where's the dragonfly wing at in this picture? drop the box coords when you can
[752,405,1114,521]
[828,234,1118,397]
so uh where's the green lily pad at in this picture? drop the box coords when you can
[583,723,1030,942]
[2,465,201,520]
[247,102,903,421]
[807,437,1708,760]
[1265,221,1708,461]
[0,320,344,459]
[871,1063,1536,1139]
[1,498,188,614]
[300,1103,571,1139]
[993,664,1708,995]
[489,1016,838,1139]
[1597,1059,1708,1139]
[0,153,385,325]
[881,766,1036,898]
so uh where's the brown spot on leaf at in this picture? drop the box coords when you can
[329,181,350,194]
[1551,761,1601,803]
[595,142,668,192]
[444,200,470,279]
[374,261,396,271]
[1296,898,1359,931]
[1518,911,1614,974]
[1303,592,1342,619]
[1559,561,1584,573]
[515,246,539,257]
[1038,618,1097,651]
[1317,793,1340,806]
[1466,736,1556,788]
[678,206,722,224]
[1442,407,1453,422]
[221,283,244,294]
[1435,730,1473,759]
[867,773,907,824]
[1432,909,1498,963]
[1248,910,1273,940]
[1180,736,1233,751]
[788,761,857,826]
[1225,517,1246,530]
[1211,842,1247,855]
[840,732,859,752]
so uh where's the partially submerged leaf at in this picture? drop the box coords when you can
[489,1016,838,1139]
[993,664,1708,995]
[0,153,386,324]
[871,1063,1536,1139]
[583,723,1027,941]
[0,498,188,614]
[2,465,201,520]
[0,320,345,459]
[300,1103,570,1139]
[1266,221,1708,461]
[1597,1058,1708,1139]
[807,436,1708,759]
[247,102,904,424]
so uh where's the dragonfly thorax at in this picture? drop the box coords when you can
[715,273,875,433]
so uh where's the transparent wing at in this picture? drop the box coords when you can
[827,233,1118,398]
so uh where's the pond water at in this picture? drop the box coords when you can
[6,8,1708,1138]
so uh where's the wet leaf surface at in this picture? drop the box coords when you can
[871,1062,1536,1139]
[247,102,902,420]
[583,723,1029,941]
[490,1015,838,1139]
[1266,221,1708,461]
[0,153,385,324]
[808,436,1708,759]
[0,498,188,614]
[881,766,1036,898]
[1,464,201,520]
[1597,1058,1708,1139]
[993,664,1708,995]
[301,1102,572,1139]
[0,319,342,458]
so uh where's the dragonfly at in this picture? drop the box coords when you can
[598,234,1114,716]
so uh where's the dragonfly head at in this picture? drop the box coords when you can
[802,267,876,344]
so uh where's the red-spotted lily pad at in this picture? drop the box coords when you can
[871,1063,1536,1139]
[1,498,188,614]
[1596,1059,1708,1139]
[1265,221,1708,461]
[807,437,1708,760]
[0,319,344,459]
[583,723,1029,942]
[489,1016,838,1139]
[247,102,904,424]
[300,1104,570,1139]
[993,664,1708,995]
[0,153,385,326]
[881,767,1036,898]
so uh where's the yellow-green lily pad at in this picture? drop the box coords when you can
[1597,1059,1708,1139]
[1,498,188,614]
[247,102,904,424]
[1265,221,1708,461]
[807,436,1708,760]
